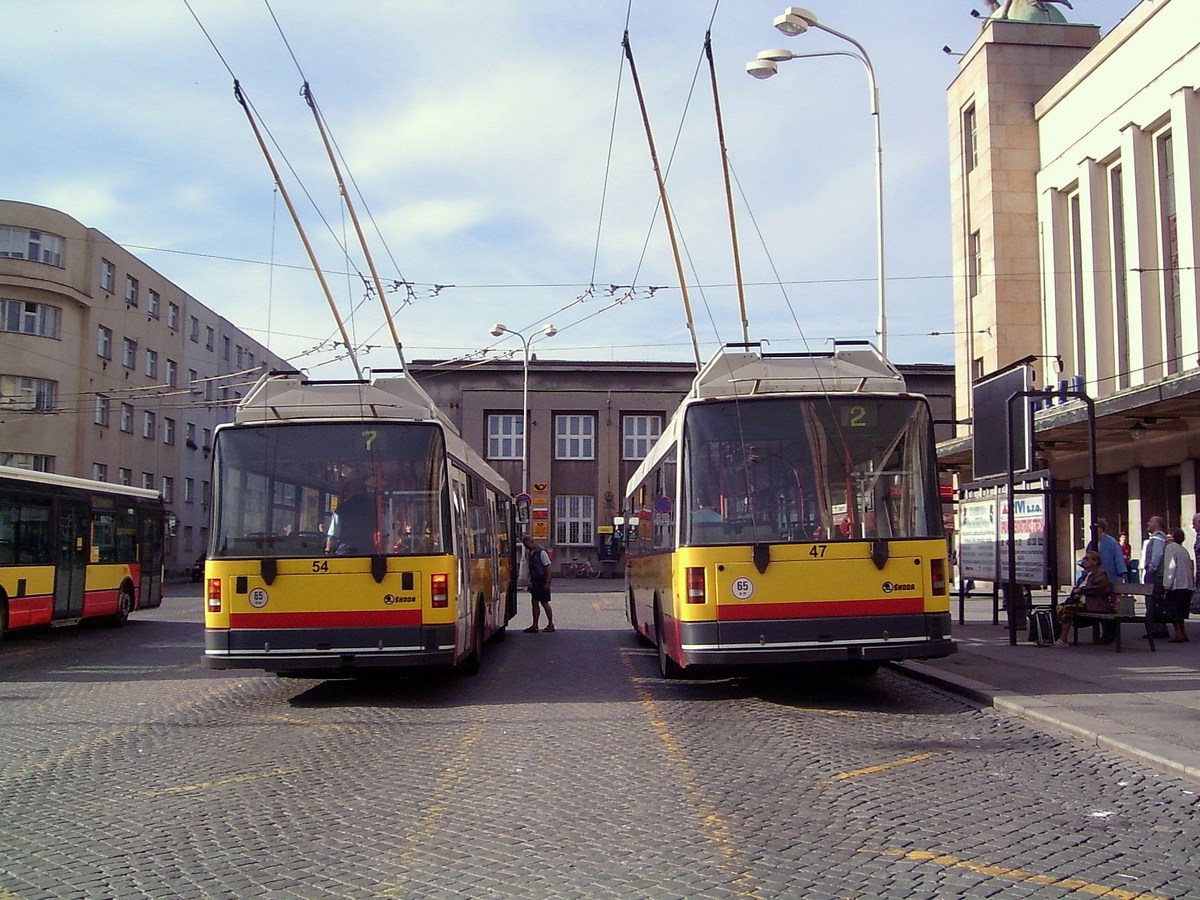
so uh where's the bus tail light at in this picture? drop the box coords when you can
[431,573,449,608]
[930,559,947,595]
[206,578,222,612]
[686,567,706,604]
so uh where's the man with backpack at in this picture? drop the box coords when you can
[521,535,555,633]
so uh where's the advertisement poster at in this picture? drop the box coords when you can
[958,497,997,581]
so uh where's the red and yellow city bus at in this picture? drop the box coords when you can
[0,465,165,643]
[624,342,955,677]
[202,372,517,676]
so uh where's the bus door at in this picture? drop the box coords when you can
[53,502,88,621]
[139,513,163,608]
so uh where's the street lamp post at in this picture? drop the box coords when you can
[488,322,557,498]
[746,6,888,358]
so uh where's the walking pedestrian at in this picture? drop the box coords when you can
[1141,515,1169,638]
[521,535,555,634]
[1162,527,1193,643]
[1092,518,1127,643]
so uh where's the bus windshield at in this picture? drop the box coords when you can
[211,422,449,559]
[681,396,940,546]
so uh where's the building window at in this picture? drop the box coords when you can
[202,428,212,451]
[97,325,113,360]
[247,351,255,368]
[1158,130,1180,373]
[166,359,178,387]
[145,348,159,380]
[1110,164,1130,390]
[124,274,139,307]
[0,452,54,472]
[190,316,200,343]
[0,225,64,266]
[487,413,523,460]
[120,403,134,433]
[963,104,977,174]
[206,326,215,351]
[163,417,176,446]
[122,337,137,369]
[142,472,154,491]
[222,335,231,361]
[236,345,244,367]
[972,357,985,383]
[167,302,179,330]
[142,410,156,439]
[1068,191,1086,378]
[554,494,595,546]
[161,476,174,503]
[623,415,662,460]
[555,414,595,460]
[184,525,194,552]
[0,375,57,412]
[147,289,160,319]
[202,480,211,506]
[185,477,195,503]
[100,259,116,292]
[118,467,132,486]
[967,230,981,299]
[92,463,108,482]
[0,299,61,338]
[94,395,110,427]
[186,422,197,449]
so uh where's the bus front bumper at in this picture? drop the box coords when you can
[678,612,957,667]
[203,625,457,672]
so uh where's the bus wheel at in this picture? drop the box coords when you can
[630,593,652,647]
[459,601,484,676]
[654,600,683,679]
[109,584,134,627]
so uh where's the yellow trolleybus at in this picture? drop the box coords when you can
[202,371,517,676]
[0,465,165,643]
[624,342,955,677]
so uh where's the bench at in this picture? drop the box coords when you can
[1068,582,1158,652]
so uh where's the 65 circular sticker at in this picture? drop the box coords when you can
[730,576,755,600]
[248,588,269,608]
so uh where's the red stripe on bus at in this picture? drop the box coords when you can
[717,597,924,620]
[229,609,423,628]
[8,594,53,629]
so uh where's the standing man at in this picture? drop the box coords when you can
[1142,515,1169,638]
[1093,518,1128,643]
[521,535,555,634]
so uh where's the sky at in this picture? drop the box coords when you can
[1,0,1140,376]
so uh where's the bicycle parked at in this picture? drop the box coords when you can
[561,558,600,578]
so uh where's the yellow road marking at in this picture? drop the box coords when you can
[879,848,1167,899]
[140,767,309,797]
[620,649,758,895]
[827,750,945,782]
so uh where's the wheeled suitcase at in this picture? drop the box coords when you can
[1030,608,1056,646]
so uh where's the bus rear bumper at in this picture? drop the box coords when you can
[203,625,457,672]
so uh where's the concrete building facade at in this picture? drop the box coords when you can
[944,0,1200,582]
[0,200,286,573]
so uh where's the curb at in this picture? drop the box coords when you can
[889,659,1200,785]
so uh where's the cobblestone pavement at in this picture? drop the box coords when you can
[1,585,1197,899]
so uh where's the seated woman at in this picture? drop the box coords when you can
[1056,550,1114,646]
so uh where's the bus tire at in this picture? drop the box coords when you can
[654,599,684,679]
[459,600,485,676]
[109,583,134,627]
[630,592,652,647]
